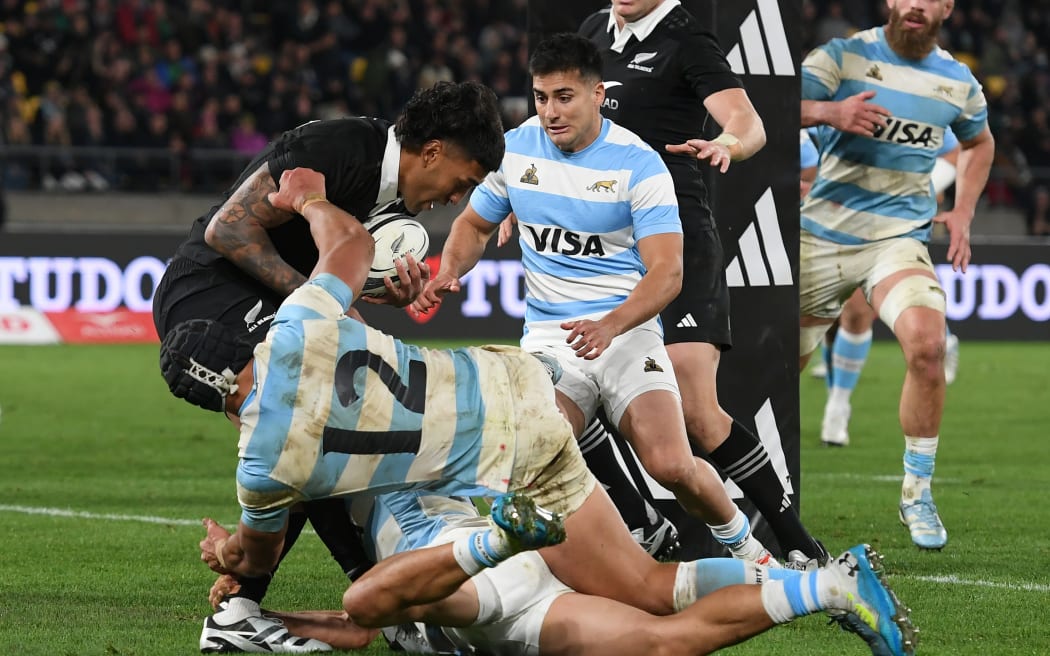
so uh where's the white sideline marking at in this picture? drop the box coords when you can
[808,473,963,484]
[0,504,229,527]
[6,504,1048,593]
[905,574,1050,593]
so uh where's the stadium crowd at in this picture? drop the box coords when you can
[0,0,530,193]
[802,0,1050,234]
[1,0,1047,233]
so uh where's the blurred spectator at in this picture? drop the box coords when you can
[0,0,533,193]
[12,0,1042,218]
[229,113,267,156]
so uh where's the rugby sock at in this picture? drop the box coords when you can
[902,435,939,502]
[709,422,824,558]
[213,596,263,625]
[821,342,833,388]
[822,322,839,388]
[760,571,832,623]
[578,418,656,531]
[709,510,769,562]
[303,498,373,580]
[673,559,800,611]
[828,327,872,406]
[227,510,309,603]
[451,526,520,576]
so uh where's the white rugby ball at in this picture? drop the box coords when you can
[361,213,430,297]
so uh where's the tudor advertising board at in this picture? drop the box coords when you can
[1,233,1045,343]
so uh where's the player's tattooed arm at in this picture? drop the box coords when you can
[205,163,307,296]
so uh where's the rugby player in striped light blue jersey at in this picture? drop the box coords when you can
[415,33,780,570]
[799,0,995,550]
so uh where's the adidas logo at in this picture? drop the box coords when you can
[726,188,792,288]
[725,0,794,76]
[676,313,698,328]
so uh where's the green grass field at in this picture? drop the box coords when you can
[1,341,1048,655]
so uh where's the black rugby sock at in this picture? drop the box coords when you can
[303,498,374,580]
[578,418,656,531]
[709,421,823,558]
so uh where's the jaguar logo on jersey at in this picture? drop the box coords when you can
[871,117,942,149]
[643,357,663,373]
[520,163,539,185]
[866,64,883,80]
[587,180,617,193]
[522,225,605,256]
[934,84,955,98]
[627,52,657,72]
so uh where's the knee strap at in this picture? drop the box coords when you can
[878,275,946,333]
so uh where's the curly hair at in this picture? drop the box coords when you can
[395,81,505,173]
[529,33,603,84]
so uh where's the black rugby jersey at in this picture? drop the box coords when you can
[176,117,395,276]
[580,5,742,227]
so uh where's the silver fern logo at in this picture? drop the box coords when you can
[627,51,658,72]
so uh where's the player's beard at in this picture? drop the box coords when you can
[886,7,942,60]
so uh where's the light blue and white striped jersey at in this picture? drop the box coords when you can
[235,274,538,531]
[358,491,486,562]
[800,129,819,170]
[470,116,681,335]
[801,26,987,244]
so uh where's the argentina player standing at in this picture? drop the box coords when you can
[799,0,995,549]
[416,33,780,573]
[577,0,829,565]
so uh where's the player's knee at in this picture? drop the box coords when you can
[641,455,695,490]
[900,329,945,378]
[342,582,383,627]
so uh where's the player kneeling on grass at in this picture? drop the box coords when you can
[162,167,916,656]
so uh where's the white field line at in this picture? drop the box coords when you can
[0,504,235,527]
[904,574,1050,593]
[807,473,963,484]
[2,504,1046,594]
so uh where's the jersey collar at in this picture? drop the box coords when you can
[607,0,680,53]
[376,125,400,209]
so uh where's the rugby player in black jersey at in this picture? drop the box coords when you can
[152,80,504,653]
[577,0,827,566]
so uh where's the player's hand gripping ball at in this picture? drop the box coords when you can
[361,213,430,297]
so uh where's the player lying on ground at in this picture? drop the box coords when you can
[163,166,915,656]
[206,489,917,656]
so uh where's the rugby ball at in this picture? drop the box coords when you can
[361,213,430,297]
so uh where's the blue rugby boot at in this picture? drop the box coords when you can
[826,545,918,656]
[900,489,948,550]
[490,492,566,550]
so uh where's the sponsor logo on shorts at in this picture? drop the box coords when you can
[643,356,663,373]
[675,313,698,328]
